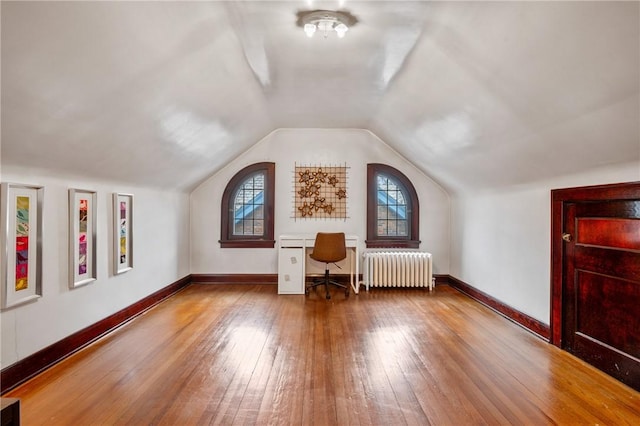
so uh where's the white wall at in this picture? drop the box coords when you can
[450,161,640,324]
[191,128,451,276]
[0,166,190,368]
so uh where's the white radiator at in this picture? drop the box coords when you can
[362,251,433,291]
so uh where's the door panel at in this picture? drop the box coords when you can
[575,246,640,282]
[576,270,639,356]
[577,218,640,250]
[563,198,640,390]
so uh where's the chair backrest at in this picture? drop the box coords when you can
[309,232,347,263]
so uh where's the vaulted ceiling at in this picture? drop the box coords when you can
[2,1,638,193]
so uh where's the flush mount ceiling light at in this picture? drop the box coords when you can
[297,10,357,39]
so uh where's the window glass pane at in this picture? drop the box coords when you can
[377,205,388,219]
[234,189,244,208]
[397,220,408,236]
[376,173,410,237]
[377,176,388,191]
[253,205,264,220]
[234,221,244,235]
[387,220,398,236]
[377,189,389,206]
[233,172,265,236]
[254,174,264,190]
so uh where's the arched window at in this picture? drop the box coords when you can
[220,162,275,248]
[366,163,420,248]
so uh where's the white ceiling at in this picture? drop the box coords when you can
[2,1,639,192]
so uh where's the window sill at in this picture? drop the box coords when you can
[219,239,276,249]
[365,239,420,249]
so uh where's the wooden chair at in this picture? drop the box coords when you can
[306,232,350,299]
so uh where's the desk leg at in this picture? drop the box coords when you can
[355,246,359,294]
[350,247,359,294]
[349,247,354,294]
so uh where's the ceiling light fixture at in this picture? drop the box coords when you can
[298,10,356,39]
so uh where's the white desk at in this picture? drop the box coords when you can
[278,234,359,295]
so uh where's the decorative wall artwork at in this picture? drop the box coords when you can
[69,189,97,288]
[113,193,133,275]
[1,183,43,309]
[294,164,348,220]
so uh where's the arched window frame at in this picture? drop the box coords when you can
[219,162,275,248]
[366,163,420,249]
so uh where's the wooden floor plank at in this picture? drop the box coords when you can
[4,284,640,425]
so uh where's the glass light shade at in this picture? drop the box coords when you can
[304,23,317,37]
[335,23,349,38]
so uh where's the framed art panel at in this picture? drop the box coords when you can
[294,163,348,220]
[69,189,97,288]
[113,193,133,275]
[1,183,44,310]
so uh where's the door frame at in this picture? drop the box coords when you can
[550,181,640,347]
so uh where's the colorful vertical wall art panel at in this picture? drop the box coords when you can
[1,183,43,309]
[79,199,88,274]
[69,189,97,288]
[294,163,348,220]
[15,196,29,291]
[120,201,126,263]
[113,193,133,274]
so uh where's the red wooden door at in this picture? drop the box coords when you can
[558,191,640,390]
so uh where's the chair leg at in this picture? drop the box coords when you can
[305,264,349,299]
[324,268,331,299]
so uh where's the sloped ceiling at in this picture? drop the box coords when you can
[2,1,638,193]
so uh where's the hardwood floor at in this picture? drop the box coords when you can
[4,284,640,425]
